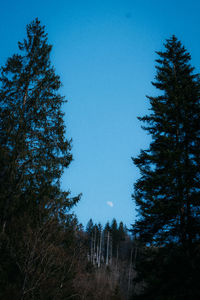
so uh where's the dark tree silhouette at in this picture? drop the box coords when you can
[0,19,80,299]
[132,36,200,299]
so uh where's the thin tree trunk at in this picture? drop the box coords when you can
[106,231,109,266]
[128,248,133,294]
[116,244,119,270]
[98,230,102,268]
[93,228,96,265]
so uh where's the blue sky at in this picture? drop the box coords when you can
[1,0,200,228]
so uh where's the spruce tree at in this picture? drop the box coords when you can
[111,218,119,257]
[0,18,79,228]
[132,36,200,299]
[86,218,94,236]
[0,19,80,299]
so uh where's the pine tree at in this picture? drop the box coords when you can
[0,19,80,299]
[111,218,119,257]
[86,218,94,236]
[0,18,79,228]
[133,35,200,248]
[132,36,200,299]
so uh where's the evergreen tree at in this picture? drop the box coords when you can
[86,218,94,237]
[132,36,200,299]
[0,19,79,229]
[0,19,80,299]
[111,218,118,257]
[104,221,110,232]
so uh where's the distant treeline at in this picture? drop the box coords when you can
[75,218,137,299]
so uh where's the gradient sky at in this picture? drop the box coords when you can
[1,0,200,228]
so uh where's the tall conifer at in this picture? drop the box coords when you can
[0,19,80,299]
[133,36,200,248]
[0,19,79,229]
[132,36,200,299]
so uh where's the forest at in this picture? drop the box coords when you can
[0,19,200,300]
